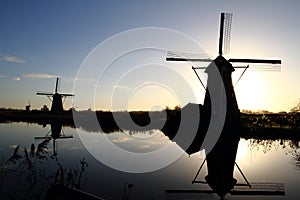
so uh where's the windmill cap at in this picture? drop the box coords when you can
[205,55,234,73]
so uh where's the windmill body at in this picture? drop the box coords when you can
[203,55,240,122]
[51,93,63,112]
[36,77,74,113]
[203,55,241,197]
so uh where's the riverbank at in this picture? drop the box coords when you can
[0,108,299,140]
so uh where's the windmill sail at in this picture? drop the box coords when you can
[59,93,75,97]
[166,51,212,62]
[36,92,54,96]
[219,13,233,55]
[229,58,281,64]
[234,64,281,72]
[55,77,59,93]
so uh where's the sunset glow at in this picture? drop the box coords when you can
[0,1,299,113]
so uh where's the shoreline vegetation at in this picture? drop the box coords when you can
[0,106,300,140]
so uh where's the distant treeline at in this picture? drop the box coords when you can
[1,107,300,140]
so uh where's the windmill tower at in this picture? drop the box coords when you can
[166,13,281,197]
[37,77,74,113]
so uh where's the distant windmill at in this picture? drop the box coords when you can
[166,13,282,198]
[37,77,74,113]
[25,100,31,112]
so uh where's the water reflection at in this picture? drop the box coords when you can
[247,139,300,169]
[1,122,300,199]
[108,130,170,153]
[0,122,89,200]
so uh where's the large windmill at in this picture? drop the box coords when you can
[37,77,74,113]
[166,13,282,198]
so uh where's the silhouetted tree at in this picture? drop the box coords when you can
[174,105,181,111]
[291,99,300,113]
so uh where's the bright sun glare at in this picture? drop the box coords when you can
[234,70,267,111]
[236,139,249,160]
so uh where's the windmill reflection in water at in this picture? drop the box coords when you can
[34,121,73,157]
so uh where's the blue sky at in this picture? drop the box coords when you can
[0,0,299,112]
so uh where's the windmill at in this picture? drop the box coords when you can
[25,101,31,112]
[37,77,74,113]
[166,13,282,198]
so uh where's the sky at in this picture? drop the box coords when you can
[0,0,299,112]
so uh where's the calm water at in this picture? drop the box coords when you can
[0,122,300,200]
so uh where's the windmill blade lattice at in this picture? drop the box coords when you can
[222,13,233,55]
[166,51,212,62]
[234,64,281,72]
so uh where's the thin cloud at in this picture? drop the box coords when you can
[23,73,57,79]
[0,74,7,78]
[111,137,131,143]
[12,77,21,81]
[65,77,94,82]
[112,85,130,90]
[9,144,18,149]
[0,54,26,63]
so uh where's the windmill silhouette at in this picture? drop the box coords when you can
[37,77,74,113]
[166,13,283,198]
